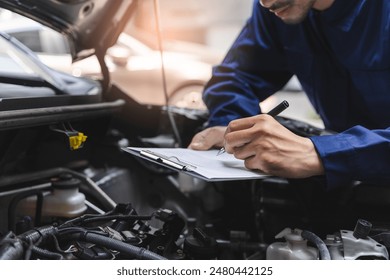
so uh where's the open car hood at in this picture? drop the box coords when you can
[0,0,138,61]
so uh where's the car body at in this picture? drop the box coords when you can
[0,10,223,109]
[0,0,388,263]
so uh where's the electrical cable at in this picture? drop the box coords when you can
[70,214,153,225]
[60,228,167,260]
[153,0,183,147]
[83,231,167,260]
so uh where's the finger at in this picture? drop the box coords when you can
[227,113,275,134]
[222,119,253,153]
[225,117,269,152]
[188,126,226,150]
[243,155,265,172]
[232,142,257,160]
[188,134,208,150]
[224,129,255,152]
[227,115,258,132]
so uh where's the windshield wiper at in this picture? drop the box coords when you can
[0,32,67,94]
[0,74,65,95]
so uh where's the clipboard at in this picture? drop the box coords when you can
[122,147,270,182]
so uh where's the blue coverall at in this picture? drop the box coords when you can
[203,0,390,188]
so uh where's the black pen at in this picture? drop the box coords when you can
[140,149,195,171]
[216,100,289,156]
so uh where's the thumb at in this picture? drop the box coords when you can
[188,126,226,150]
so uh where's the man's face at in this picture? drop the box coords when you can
[259,0,316,24]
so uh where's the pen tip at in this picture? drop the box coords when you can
[216,147,225,156]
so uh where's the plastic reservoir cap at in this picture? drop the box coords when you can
[353,219,372,239]
[267,227,318,260]
[52,173,81,190]
[275,228,304,241]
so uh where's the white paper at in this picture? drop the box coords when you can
[125,147,269,181]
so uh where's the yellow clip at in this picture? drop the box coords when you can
[69,132,88,150]
[50,123,88,150]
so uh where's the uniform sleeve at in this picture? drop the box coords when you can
[310,126,390,189]
[204,1,293,127]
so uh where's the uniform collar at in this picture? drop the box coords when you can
[314,0,365,31]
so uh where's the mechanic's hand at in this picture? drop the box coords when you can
[188,126,226,150]
[224,114,324,178]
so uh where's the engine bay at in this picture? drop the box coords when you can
[1,86,389,260]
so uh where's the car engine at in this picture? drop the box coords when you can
[0,97,389,261]
[1,0,389,265]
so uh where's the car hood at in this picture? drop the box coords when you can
[0,0,138,61]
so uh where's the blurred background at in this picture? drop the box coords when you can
[132,0,253,52]
[0,0,322,127]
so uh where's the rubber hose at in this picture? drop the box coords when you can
[83,232,167,260]
[301,230,331,260]
[31,246,63,260]
[20,226,57,243]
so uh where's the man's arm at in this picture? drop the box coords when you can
[311,126,390,189]
[189,118,390,190]
[203,1,293,128]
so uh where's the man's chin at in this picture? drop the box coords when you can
[280,16,306,24]
[277,11,309,25]
[275,5,312,25]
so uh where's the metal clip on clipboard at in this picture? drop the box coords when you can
[140,150,196,171]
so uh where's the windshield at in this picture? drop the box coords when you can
[0,32,66,92]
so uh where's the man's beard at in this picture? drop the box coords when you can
[268,0,316,25]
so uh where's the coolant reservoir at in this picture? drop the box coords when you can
[17,174,87,219]
[266,228,318,260]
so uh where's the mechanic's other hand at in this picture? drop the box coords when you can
[224,114,324,178]
[188,126,226,150]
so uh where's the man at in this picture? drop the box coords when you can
[189,0,390,189]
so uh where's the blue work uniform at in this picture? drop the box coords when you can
[203,0,390,189]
